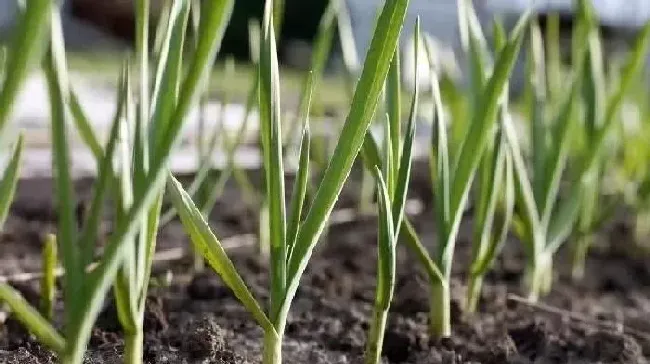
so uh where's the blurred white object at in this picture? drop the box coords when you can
[346,0,465,67]
[486,0,650,29]
[402,32,461,92]
[0,1,18,33]
[0,0,124,50]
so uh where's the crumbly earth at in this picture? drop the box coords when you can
[1,166,649,363]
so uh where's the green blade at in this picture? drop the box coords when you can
[43,7,81,326]
[287,74,314,261]
[137,194,163,306]
[545,13,561,100]
[372,166,396,310]
[400,219,444,282]
[547,187,583,254]
[155,0,234,163]
[260,0,287,320]
[545,18,650,255]
[503,110,540,257]
[40,234,57,321]
[0,283,65,354]
[441,14,528,275]
[492,17,506,54]
[150,0,191,154]
[77,66,128,267]
[135,0,150,172]
[284,0,411,324]
[476,139,515,274]
[248,19,261,64]
[0,0,51,134]
[114,65,138,332]
[450,13,528,218]
[424,42,451,251]
[538,72,581,230]
[273,0,285,37]
[387,43,401,189]
[68,90,103,162]
[470,129,508,275]
[361,132,383,172]
[527,19,548,209]
[382,113,394,190]
[153,0,173,58]
[166,175,276,333]
[392,18,420,236]
[358,121,443,284]
[581,22,650,183]
[459,0,490,123]
[0,134,24,228]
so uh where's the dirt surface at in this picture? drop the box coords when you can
[1,164,650,363]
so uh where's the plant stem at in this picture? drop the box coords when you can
[525,253,552,302]
[365,307,388,364]
[571,235,590,281]
[262,330,282,364]
[540,258,553,296]
[465,274,483,314]
[62,344,85,364]
[193,251,205,272]
[124,329,144,364]
[429,278,451,339]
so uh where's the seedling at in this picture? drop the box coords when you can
[425,5,527,337]
[168,1,410,362]
[353,0,526,338]
[504,0,650,299]
[0,0,51,349]
[0,1,234,363]
[365,19,419,364]
[463,14,515,314]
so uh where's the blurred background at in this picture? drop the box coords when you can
[3,0,650,72]
[1,0,650,177]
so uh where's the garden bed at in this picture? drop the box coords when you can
[1,163,649,364]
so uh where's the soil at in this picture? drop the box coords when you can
[1,162,650,364]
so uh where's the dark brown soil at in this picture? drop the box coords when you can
[1,164,650,363]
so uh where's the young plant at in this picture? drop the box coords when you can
[504,0,650,299]
[425,10,527,338]
[358,0,526,338]
[365,19,420,364]
[569,13,608,280]
[461,13,515,314]
[466,129,514,312]
[0,1,234,363]
[167,0,410,362]
[0,0,51,349]
[504,11,589,300]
